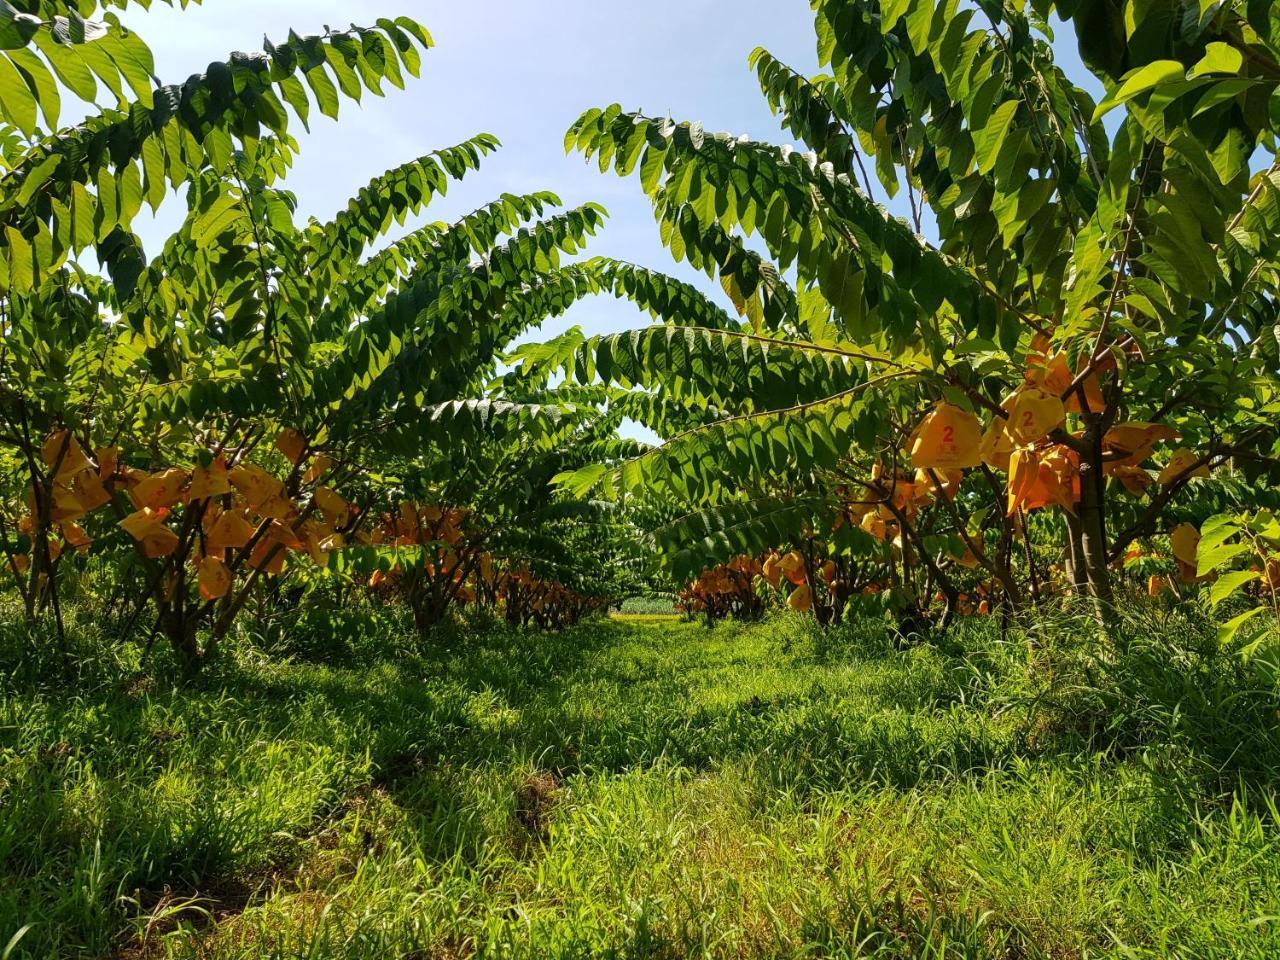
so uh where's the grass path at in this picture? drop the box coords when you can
[3,613,1280,958]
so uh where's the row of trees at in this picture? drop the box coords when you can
[0,2,648,669]
[5,0,1278,659]
[519,0,1280,640]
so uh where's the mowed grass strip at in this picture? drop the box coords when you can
[2,610,1279,958]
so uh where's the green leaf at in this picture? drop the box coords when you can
[1209,568,1259,608]
[1092,60,1184,121]
[879,0,912,33]
[1188,42,1244,79]
[554,463,608,499]
[972,100,1018,176]
[1191,78,1259,117]
[0,5,39,51]
[9,47,59,128]
[1218,606,1267,646]
[305,64,341,120]
[1197,539,1248,577]
[1200,515,1243,552]
[15,153,61,207]
[191,193,243,248]
[1210,129,1248,185]
[4,225,32,288]
[0,51,36,135]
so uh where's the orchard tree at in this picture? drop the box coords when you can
[543,0,1280,626]
[335,387,646,632]
[0,5,434,636]
[0,3,635,666]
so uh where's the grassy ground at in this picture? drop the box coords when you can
[615,596,679,617]
[3,606,1280,958]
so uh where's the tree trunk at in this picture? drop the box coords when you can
[411,589,449,632]
[160,605,202,676]
[928,469,1022,608]
[1077,424,1114,621]
[886,501,959,630]
[1064,509,1087,594]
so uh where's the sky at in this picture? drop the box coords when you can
[114,0,839,345]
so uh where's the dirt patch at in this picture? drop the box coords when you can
[514,769,560,842]
[114,784,403,958]
[115,872,288,959]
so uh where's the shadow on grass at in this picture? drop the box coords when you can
[5,602,1280,956]
[12,602,1280,797]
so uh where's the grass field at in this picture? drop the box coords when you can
[4,607,1280,958]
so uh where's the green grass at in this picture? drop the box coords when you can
[3,605,1280,958]
[610,611,683,624]
[616,596,679,616]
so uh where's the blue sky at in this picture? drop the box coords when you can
[115,0,843,344]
